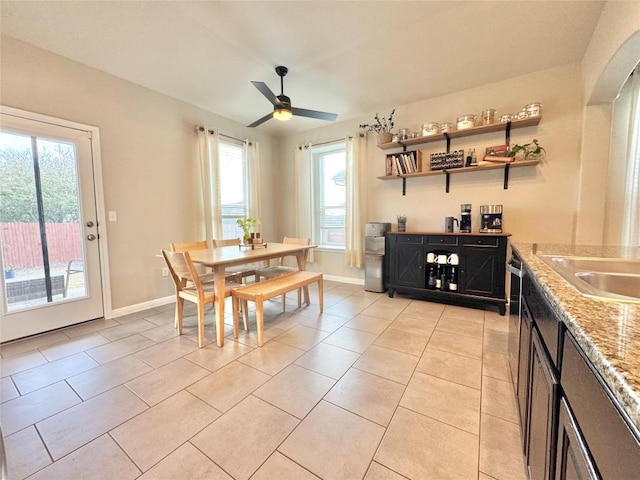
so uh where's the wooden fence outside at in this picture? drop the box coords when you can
[1,223,83,268]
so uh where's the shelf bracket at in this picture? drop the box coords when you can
[444,132,451,154]
[402,177,406,196]
[503,163,510,189]
[445,171,450,193]
[505,121,512,147]
[399,141,408,152]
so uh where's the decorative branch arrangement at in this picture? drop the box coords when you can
[359,109,396,133]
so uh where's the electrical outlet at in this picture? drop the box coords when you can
[161,267,169,277]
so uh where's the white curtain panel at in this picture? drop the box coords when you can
[196,127,212,243]
[345,134,367,267]
[295,144,314,263]
[622,66,640,247]
[196,127,221,242]
[245,140,261,223]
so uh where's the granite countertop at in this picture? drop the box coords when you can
[512,243,640,432]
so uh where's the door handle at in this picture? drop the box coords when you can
[506,260,523,277]
[87,234,96,241]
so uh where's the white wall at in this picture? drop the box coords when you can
[279,64,584,281]
[0,36,277,310]
[577,1,640,245]
[582,1,640,105]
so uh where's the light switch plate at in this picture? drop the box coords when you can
[108,211,117,222]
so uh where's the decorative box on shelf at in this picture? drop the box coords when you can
[430,150,465,170]
[385,150,422,176]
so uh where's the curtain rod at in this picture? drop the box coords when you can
[195,126,253,146]
[298,134,364,150]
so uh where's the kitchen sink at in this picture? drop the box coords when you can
[546,256,640,275]
[537,255,640,304]
[576,272,640,299]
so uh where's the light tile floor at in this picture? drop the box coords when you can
[1,281,526,479]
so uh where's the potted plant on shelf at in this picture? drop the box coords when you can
[359,109,396,145]
[4,266,15,279]
[507,139,546,161]
[236,217,258,244]
[396,214,407,232]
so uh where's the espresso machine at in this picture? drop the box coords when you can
[460,204,472,233]
[480,204,503,233]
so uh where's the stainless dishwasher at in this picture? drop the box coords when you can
[507,253,523,388]
[364,222,391,292]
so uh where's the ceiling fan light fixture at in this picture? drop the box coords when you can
[273,107,292,121]
[247,66,337,127]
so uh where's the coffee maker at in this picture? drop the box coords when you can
[480,204,503,233]
[460,204,472,233]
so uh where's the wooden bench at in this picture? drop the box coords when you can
[231,271,323,346]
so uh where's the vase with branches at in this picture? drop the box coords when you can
[359,109,396,144]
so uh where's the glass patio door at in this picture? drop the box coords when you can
[0,110,103,341]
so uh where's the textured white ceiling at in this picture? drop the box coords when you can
[1,0,605,135]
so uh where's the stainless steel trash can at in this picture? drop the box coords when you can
[364,222,391,292]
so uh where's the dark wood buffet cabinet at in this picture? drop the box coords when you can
[386,232,510,315]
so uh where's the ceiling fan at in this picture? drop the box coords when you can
[247,66,338,128]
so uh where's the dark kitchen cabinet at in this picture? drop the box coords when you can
[515,272,561,480]
[388,235,425,289]
[560,331,640,479]
[510,263,640,480]
[387,232,508,314]
[526,326,560,480]
[516,299,533,453]
[460,235,508,300]
[555,398,598,480]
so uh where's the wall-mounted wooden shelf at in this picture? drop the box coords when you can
[377,160,541,194]
[376,115,542,194]
[377,159,540,180]
[377,116,541,150]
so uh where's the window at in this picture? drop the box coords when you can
[610,65,640,246]
[312,142,346,248]
[219,138,248,239]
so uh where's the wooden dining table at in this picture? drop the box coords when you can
[189,242,317,347]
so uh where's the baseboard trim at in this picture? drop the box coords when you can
[110,276,363,319]
[323,274,364,285]
[110,295,174,319]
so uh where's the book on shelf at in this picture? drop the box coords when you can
[385,156,393,176]
[384,150,423,176]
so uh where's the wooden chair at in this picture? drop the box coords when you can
[170,241,215,283]
[255,236,311,311]
[212,238,258,284]
[161,249,245,347]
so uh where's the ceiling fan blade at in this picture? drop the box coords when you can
[291,107,338,122]
[251,81,278,106]
[247,112,273,128]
